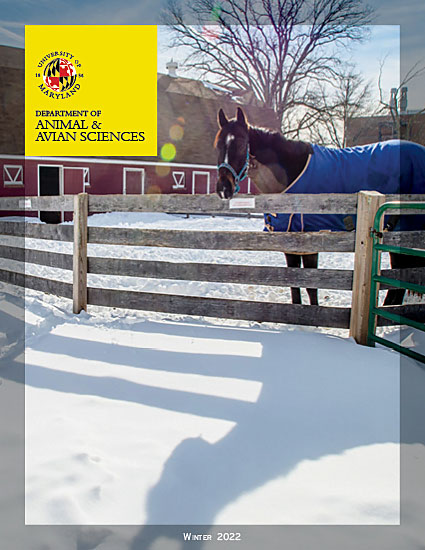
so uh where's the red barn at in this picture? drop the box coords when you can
[0,45,278,220]
[1,154,222,221]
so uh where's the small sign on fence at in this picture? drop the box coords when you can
[229,197,256,209]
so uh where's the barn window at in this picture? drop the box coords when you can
[4,165,23,186]
[172,171,185,189]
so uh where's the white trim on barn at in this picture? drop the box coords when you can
[192,171,211,194]
[172,171,185,189]
[83,167,90,188]
[0,156,220,198]
[0,154,216,170]
[3,164,23,186]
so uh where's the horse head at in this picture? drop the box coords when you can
[215,107,250,199]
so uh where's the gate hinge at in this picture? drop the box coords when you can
[370,228,383,239]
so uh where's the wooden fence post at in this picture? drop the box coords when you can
[350,190,385,345]
[73,193,88,314]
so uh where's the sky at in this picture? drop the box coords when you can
[157,25,401,112]
[0,0,423,110]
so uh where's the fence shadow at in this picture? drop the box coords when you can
[22,304,402,537]
[125,329,400,549]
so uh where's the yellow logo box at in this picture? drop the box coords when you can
[25,25,157,156]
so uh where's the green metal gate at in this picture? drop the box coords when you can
[367,201,425,364]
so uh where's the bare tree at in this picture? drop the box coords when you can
[302,67,373,146]
[163,0,373,130]
[377,59,425,140]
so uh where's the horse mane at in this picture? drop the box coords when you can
[213,129,221,149]
[248,125,312,157]
[248,125,313,185]
[214,123,312,154]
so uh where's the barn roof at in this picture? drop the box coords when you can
[0,46,279,163]
[136,73,279,165]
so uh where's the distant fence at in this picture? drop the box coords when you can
[0,192,424,345]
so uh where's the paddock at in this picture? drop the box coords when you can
[0,191,424,347]
[1,191,424,526]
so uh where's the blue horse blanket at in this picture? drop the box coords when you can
[264,140,425,233]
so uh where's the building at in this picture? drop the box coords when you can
[0,45,23,154]
[0,45,278,219]
[346,88,425,147]
[346,113,425,147]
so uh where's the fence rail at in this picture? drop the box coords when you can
[1,242,423,291]
[0,269,72,298]
[0,221,73,241]
[0,221,422,251]
[88,259,354,290]
[87,227,355,252]
[2,193,425,214]
[0,245,72,270]
[1,192,424,339]
[1,264,423,329]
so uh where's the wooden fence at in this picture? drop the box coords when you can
[0,192,424,345]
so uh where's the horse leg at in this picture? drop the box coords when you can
[383,252,406,306]
[302,253,319,306]
[285,253,302,304]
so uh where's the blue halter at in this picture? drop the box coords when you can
[217,146,250,194]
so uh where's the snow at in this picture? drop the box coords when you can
[24,297,401,525]
[2,211,424,526]
[202,81,232,95]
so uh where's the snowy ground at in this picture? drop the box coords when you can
[1,212,424,526]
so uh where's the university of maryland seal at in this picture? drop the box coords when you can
[43,57,77,92]
[36,52,83,99]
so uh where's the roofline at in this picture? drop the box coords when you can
[0,155,216,170]
[0,45,24,51]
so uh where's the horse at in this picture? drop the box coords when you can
[215,107,425,306]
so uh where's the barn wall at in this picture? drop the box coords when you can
[0,46,24,155]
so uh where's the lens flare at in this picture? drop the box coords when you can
[146,184,162,194]
[160,143,177,161]
[155,165,171,177]
[169,124,184,141]
[202,25,220,41]
[211,3,222,21]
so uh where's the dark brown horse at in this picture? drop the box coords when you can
[215,107,425,306]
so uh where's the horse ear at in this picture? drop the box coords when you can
[218,109,228,128]
[236,107,247,128]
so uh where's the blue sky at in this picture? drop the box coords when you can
[0,0,422,110]
[157,25,400,112]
